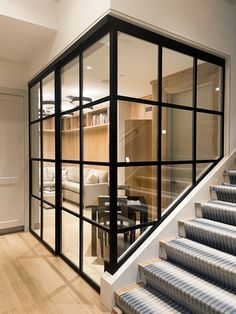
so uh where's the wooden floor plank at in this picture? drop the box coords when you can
[0,232,110,314]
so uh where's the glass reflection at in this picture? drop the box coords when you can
[83,34,109,103]
[162,164,192,212]
[30,83,40,121]
[61,111,80,160]
[197,113,220,160]
[61,57,80,112]
[62,211,79,267]
[42,73,55,116]
[118,101,158,162]
[118,32,158,100]
[163,48,193,107]
[197,61,222,111]
[162,108,192,161]
[31,197,41,236]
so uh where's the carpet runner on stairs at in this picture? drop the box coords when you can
[115,168,236,313]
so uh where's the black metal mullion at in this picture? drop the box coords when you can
[79,52,84,271]
[192,58,197,184]
[157,45,163,220]
[55,67,61,255]
[28,87,32,231]
[105,28,118,275]
[40,81,43,240]
[220,64,225,158]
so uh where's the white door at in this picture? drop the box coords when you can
[0,93,25,231]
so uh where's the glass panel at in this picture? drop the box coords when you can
[83,102,109,162]
[118,101,158,162]
[83,34,109,103]
[197,113,220,160]
[43,117,55,159]
[42,72,55,116]
[118,166,158,228]
[163,48,193,107]
[196,163,212,179]
[43,162,55,206]
[61,111,80,160]
[161,164,192,213]
[61,57,80,112]
[32,161,40,197]
[30,122,41,158]
[83,166,109,224]
[61,210,79,267]
[162,108,192,161]
[118,33,158,100]
[43,204,55,249]
[61,163,80,213]
[83,221,106,284]
[197,61,222,111]
[31,197,41,236]
[30,83,40,121]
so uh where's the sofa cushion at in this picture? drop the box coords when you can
[96,169,108,183]
[63,181,80,193]
[86,169,98,184]
[67,167,80,183]
[43,167,54,182]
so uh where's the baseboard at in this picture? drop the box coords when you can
[0,225,24,235]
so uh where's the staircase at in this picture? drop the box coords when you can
[114,170,236,314]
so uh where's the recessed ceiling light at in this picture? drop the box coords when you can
[162,129,167,135]
[86,65,93,70]
[215,87,220,92]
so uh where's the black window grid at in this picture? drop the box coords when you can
[28,14,225,289]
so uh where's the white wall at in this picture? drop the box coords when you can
[27,0,110,79]
[0,59,27,90]
[110,0,236,152]
[0,0,59,29]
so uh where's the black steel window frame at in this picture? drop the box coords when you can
[28,14,225,287]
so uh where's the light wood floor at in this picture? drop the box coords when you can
[0,232,110,313]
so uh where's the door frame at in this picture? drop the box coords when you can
[0,87,28,233]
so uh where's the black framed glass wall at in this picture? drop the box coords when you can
[29,15,225,288]
[30,73,56,252]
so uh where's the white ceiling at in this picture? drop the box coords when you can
[0,14,57,64]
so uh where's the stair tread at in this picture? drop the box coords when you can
[142,260,236,312]
[184,218,236,235]
[165,237,236,272]
[117,283,189,314]
[214,184,236,190]
[204,200,236,209]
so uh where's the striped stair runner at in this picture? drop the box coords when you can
[115,169,236,313]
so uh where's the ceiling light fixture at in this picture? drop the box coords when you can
[86,65,93,70]
[215,87,220,92]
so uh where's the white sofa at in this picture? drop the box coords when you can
[42,166,109,207]
[62,166,108,206]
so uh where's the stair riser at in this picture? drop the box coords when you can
[161,244,236,291]
[200,206,236,226]
[215,189,236,203]
[183,224,236,255]
[142,268,219,314]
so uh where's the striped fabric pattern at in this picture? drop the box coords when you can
[214,185,236,203]
[143,261,236,314]
[164,237,236,290]
[200,200,236,225]
[227,170,236,184]
[116,169,236,314]
[118,285,189,314]
[183,218,236,254]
